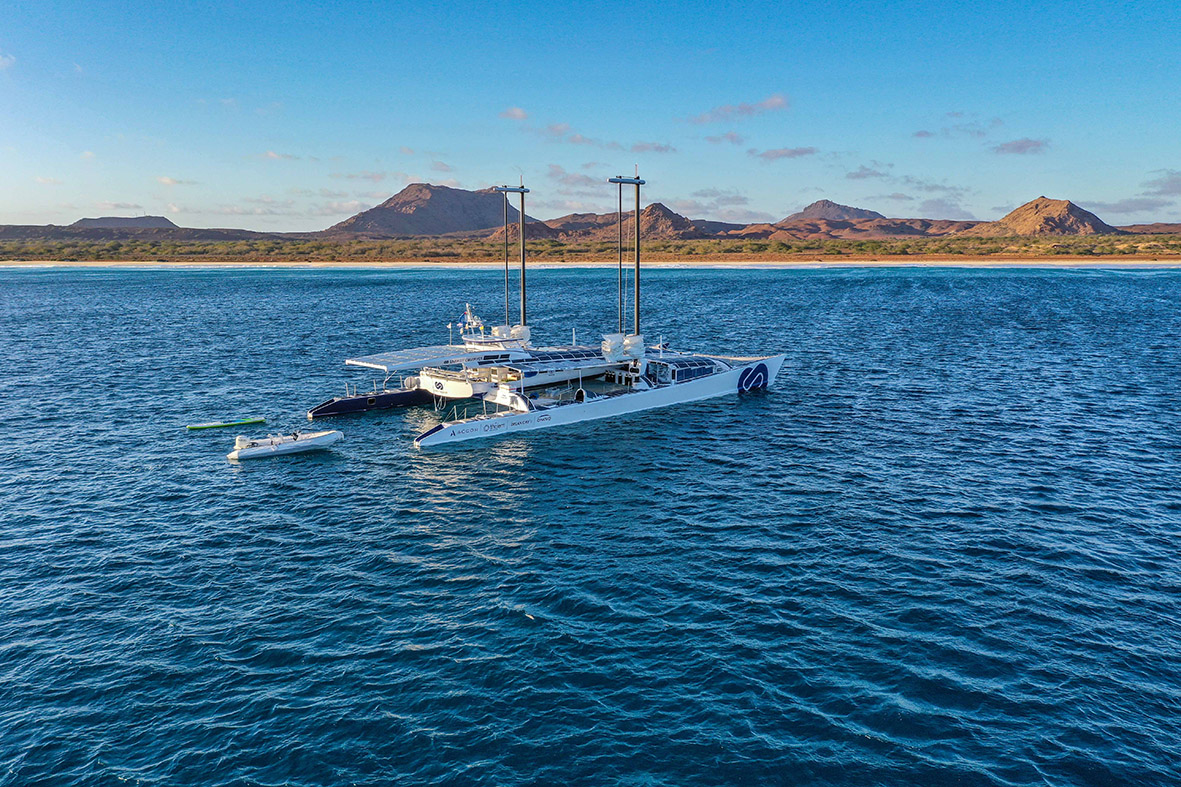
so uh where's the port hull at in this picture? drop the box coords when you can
[415,356,784,448]
[307,388,433,419]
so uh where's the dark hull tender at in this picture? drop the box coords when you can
[307,388,434,419]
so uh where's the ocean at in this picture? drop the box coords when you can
[2,266,1179,785]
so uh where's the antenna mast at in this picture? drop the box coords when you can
[608,172,645,334]
[495,183,530,326]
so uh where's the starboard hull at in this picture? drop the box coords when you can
[414,355,785,448]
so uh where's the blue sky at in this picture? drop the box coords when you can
[2,0,1179,230]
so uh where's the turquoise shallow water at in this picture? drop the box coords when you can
[2,266,1180,786]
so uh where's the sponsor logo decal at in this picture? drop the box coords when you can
[737,363,769,391]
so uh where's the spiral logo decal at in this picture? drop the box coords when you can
[738,363,769,391]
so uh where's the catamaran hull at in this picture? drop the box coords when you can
[307,388,433,419]
[414,355,785,448]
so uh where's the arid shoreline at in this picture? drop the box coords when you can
[4,256,1181,269]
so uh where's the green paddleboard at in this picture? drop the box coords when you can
[187,417,266,430]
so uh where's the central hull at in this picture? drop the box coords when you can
[414,355,784,448]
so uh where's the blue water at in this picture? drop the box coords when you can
[2,266,1180,786]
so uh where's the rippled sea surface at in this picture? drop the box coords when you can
[2,266,1180,786]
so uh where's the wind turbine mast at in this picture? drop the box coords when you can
[608,172,645,335]
[494,183,530,326]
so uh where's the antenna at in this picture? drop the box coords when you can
[495,184,530,326]
[608,173,645,335]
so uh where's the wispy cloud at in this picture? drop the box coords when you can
[96,201,143,211]
[748,146,817,161]
[870,192,914,201]
[80,150,95,160]
[309,200,369,216]
[399,146,415,155]
[500,107,528,120]
[157,176,197,186]
[690,93,787,124]
[631,141,676,154]
[898,175,969,198]
[992,138,1049,155]
[546,164,597,190]
[705,131,744,145]
[430,160,453,172]
[914,114,1004,140]
[331,170,395,182]
[261,150,299,160]
[919,198,975,220]
[846,164,891,180]
[0,52,15,70]
[1143,169,1181,196]
[35,176,62,185]
[526,121,665,153]
[667,190,772,224]
[1080,197,1173,215]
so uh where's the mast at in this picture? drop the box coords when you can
[608,172,645,334]
[502,191,510,327]
[495,183,530,326]
[617,177,623,333]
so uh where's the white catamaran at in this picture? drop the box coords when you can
[410,172,786,448]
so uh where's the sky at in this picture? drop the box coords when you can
[2,0,1179,231]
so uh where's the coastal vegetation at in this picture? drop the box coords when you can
[3,234,1181,262]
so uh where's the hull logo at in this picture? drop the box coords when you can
[738,363,769,391]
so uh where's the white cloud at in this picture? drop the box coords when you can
[919,198,975,220]
[690,93,787,124]
[35,176,62,185]
[748,146,818,161]
[310,200,369,216]
[96,201,143,211]
[705,131,744,145]
[992,138,1049,155]
[631,141,676,154]
[81,151,95,159]
[1143,170,1181,196]
[1080,197,1173,215]
[0,52,15,70]
[500,107,528,120]
[157,176,196,186]
[430,160,453,172]
[261,150,299,160]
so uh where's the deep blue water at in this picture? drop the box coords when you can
[2,266,1180,786]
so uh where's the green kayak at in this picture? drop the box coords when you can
[187,417,266,430]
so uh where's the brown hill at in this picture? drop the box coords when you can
[783,199,885,222]
[488,202,722,242]
[966,197,1120,236]
[1117,223,1181,235]
[325,183,531,237]
[727,217,980,240]
[72,216,178,229]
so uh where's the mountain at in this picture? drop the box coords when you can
[325,183,531,237]
[71,216,178,229]
[782,199,885,222]
[728,217,980,241]
[487,202,733,242]
[966,197,1119,236]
